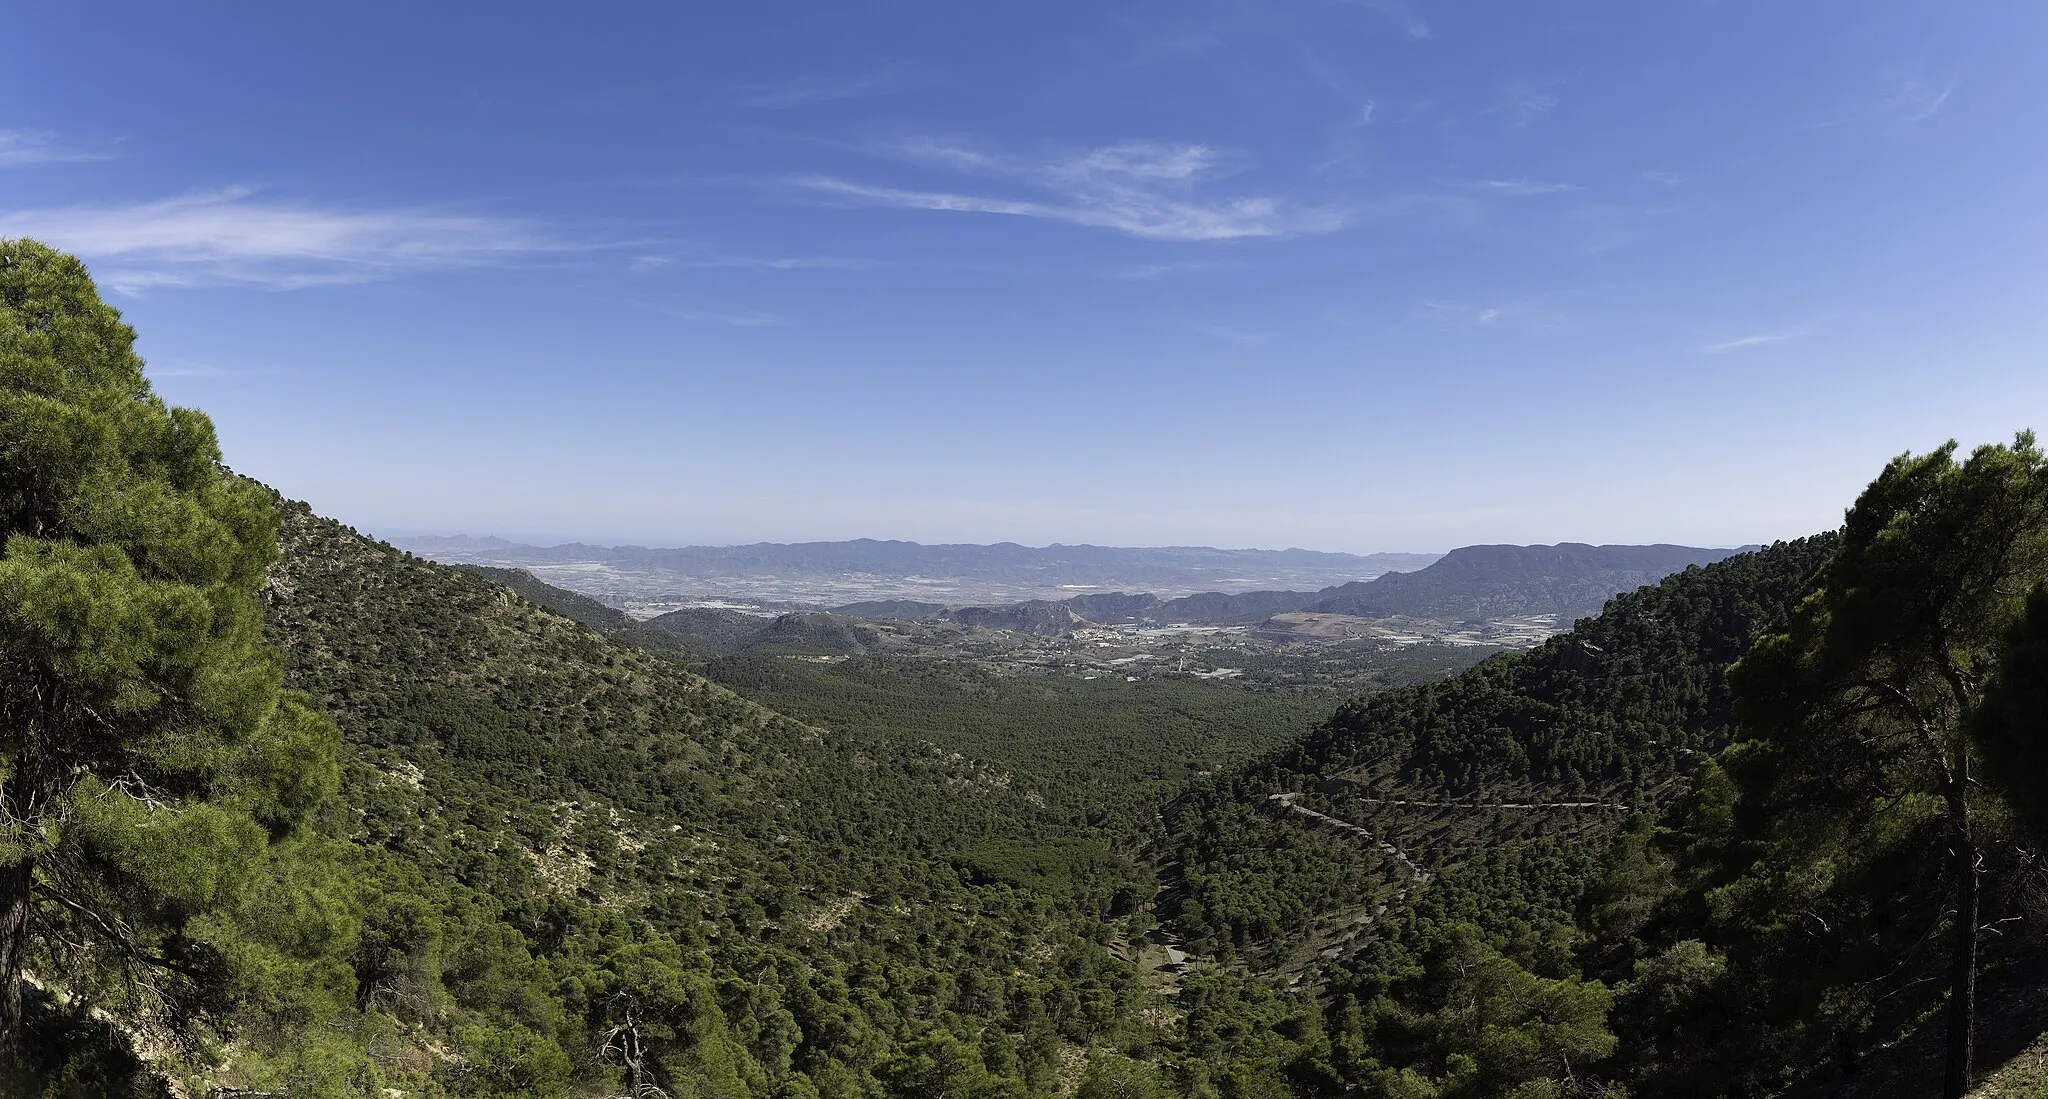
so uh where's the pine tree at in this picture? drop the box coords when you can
[1974,583,2048,845]
[1728,433,2048,1098]
[0,239,339,1062]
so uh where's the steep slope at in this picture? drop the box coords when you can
[457,563,638,631]
[1286,540,1813,794]
[1164,536,1833,961]
[1156,530,2048,1098]
[249,499,1160,1096]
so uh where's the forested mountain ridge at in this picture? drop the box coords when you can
[1155,460,2048,1099]
[1162,537,1836,967]
[851,542,1743,628]
[20,488,2048,1098]
[1269,538,1824,794]
[1306,541,1743,621]
[232,497,1173,1096]
[258,503,2048,1098]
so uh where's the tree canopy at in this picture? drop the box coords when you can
[1728,434,2048,1096]
[0,238,342,1074]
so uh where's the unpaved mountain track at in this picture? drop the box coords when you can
[1259,782,1635,990]
[1328,772,1630,811]
[1267,792,1432,885]
[1265,783,1628,880]
[1337,794,1626,811]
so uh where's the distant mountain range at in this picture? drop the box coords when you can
[409,536,1746,639]
[393,535,1444,605]
[838,542,1749,628]
[599,542,1752,657]
[399,535,1432,576]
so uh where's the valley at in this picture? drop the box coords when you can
[12,3,2044,1095]
[8,241,2047,1099]
[426,540,1737,700]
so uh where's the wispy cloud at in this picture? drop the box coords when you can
[1455,178,1580,196]
[792,139,1347,242]
[629,250,874,273]
[1294,48,1385,128]
[1508,92,1558,127]
[1813,74,1959,129]
[1702,318,1829,353]
[736,63,930,109]
[1420,300,1545,330]
[0,129,114,167]
[0,187,580,293]
[1702,333,1784,353]
[1892,78,1956,122]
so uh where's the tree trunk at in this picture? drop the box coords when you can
[1944,779,1978,1099]
[624,1010,646,1099]
[0,854,34,1064]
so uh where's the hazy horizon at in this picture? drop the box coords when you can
[378,527,1759,558]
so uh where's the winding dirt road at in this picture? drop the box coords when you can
[1267,792,1432,885]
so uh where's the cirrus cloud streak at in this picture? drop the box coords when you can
[792,139,1348,242]
[0,187,581,293]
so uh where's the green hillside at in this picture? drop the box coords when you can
[9,241,2048,1099]
[1155,450,2048,1099]
[226,500,1157,1096]
[1145,534,1837,1065]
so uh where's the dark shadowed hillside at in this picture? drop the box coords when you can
[1155,520,2048,1098]
[1164,536,1835,967]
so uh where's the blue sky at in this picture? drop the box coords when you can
[4,1,2044,552]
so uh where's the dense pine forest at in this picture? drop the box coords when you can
[6,236,2048,1099]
